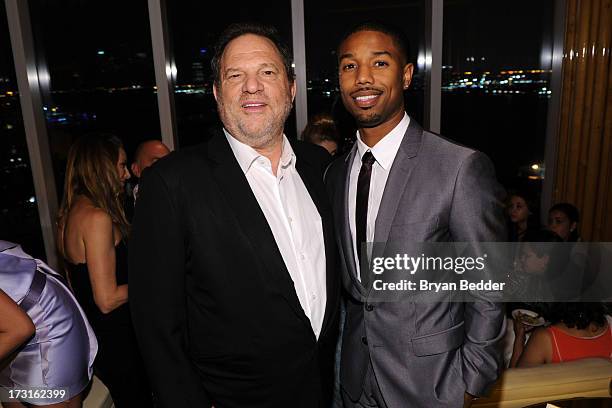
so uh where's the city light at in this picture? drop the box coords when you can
[531,164,540,170]
[97,50,105,55]
[29,197,36,203]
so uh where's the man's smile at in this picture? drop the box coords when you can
[241,100,268,113]
[351,89,383,108]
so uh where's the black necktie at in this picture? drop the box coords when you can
[356,151,376,286]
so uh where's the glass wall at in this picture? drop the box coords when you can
[0,1,45,258]
[167,0,295,147]
[305,0,426,152]
[442,0,554,205]
[5,0,565,252]
[28,0,161,197]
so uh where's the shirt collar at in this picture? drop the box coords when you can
[224,128,295,174]
[356,113,410,170]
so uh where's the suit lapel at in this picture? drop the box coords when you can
[338,145,367,296]
[372,119,423,261]
[207,132,311,329]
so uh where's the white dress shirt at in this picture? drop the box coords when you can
[224,130,327,338]
[348,113,410,280]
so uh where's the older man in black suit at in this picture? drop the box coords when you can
[129,23,340,408]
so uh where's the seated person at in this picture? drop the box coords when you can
[506,190,540,242]
[511,302,611,367]
[506,229,563,301]
[0,241,98,407]
[547,202,581,242]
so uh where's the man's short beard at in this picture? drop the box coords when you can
[218,97,293,149]
[356,112,383,128]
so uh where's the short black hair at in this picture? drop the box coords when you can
[549,202,580,223]
[211,22,295,87]
[546,302,608,330]
[337,21,411,65]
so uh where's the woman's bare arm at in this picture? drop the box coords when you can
[509,317,527,368]
[0,289,35,362]
[517,327,552,367]
[82,208,128,314]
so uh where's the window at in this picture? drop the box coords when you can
[0,1,45,258]
[442,0,554,198]
[29,0,161,196]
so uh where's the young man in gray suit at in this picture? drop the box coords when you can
[326,22,507,408]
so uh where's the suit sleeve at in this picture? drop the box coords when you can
[129,167,212,407]
[449,151,507,397]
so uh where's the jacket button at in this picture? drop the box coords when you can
[361,336,368,345]
[365,304,374,311]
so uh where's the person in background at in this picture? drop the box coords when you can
[302,113,340,156]
[548,202,581,242]
[130,139,171,202]
[0,289,34,364]
[511,302,611,367]
[57,133,152,407]
[506,190,539,241]
[0,241,97,407]
[508,229,564,300]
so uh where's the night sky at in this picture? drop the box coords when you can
[2,0,554,89]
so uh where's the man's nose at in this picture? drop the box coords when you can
[356,65,374,85]
[243,73,264,94]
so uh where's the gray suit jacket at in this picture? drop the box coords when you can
[326,118,507,408]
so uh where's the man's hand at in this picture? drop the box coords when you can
[464,392,474,408]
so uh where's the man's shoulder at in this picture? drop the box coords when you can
[152,143,209,177]
[140,132,222,192]
[292,140,334,175]
[325,148,352,178]
[292,140,330,163]
[420,130,479,162]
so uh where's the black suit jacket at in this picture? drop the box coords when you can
[129,129,340,408]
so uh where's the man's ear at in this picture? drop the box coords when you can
[290,80,296,102]
[213,83,218,102]
[402,63,414,90]
[131,162,140,178]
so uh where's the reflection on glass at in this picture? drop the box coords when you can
[29,0,161,197]
[0,1,45,258]
[442,0,554,197]
[305,0,425,153]
[168,1,295,147]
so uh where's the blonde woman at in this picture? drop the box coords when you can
[57,134,151,407]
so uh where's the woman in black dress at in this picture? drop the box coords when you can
[57,133,152,407]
